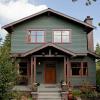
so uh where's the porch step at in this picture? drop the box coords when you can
[37,84,61,100]
[38,84,61,92]
[38,92,61,100]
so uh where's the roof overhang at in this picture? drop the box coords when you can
[87,51,100,59]
[2,8,94,33]
[10,45,100,59]
[11,43,76,57]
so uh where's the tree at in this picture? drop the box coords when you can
[72,0,100,26]
[72,0,97,6]
[0,34,17,100]
[95,43,100,85]
[0,34,2,43]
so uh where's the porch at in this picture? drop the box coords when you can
[17,56,70,86]
[16,44,72,86]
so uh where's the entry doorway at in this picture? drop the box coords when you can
[45,63,56,84]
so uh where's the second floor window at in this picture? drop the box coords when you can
[53,30,70,43]
[27,30,45,43]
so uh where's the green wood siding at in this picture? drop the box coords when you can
[35,56,96,86]
[69,56,96,86]
[11,14,87,53]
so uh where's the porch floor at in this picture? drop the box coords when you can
[12,85,31,91]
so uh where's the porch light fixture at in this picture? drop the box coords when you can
[38,62,41,65]
[42,52,45,56]
[55,52,58,56]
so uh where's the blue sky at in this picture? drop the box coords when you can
[0,0,100,47]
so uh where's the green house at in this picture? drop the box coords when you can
[2,8,99,87]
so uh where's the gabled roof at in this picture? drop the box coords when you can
[22,43,76,57]
[2,8,94,30]
[11,43,76,57]
[10,43,100,59]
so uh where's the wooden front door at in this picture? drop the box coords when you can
[45,64,56,84]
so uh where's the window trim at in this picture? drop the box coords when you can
[82,62,88,76]
[52,29,71,43]
[26,29,46,44]
[70,62,88,77]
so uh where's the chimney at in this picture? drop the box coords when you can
[84,16,94,51]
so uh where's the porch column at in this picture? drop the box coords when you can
[27,59,30,84]
[67,57,70,82]
[33,57,36,83]
[31,56,33,84]
[64,57,67,82]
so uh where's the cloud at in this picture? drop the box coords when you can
[0,0,47,24]
[0,0,47,42]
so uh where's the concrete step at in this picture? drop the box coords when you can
[38,92,60,96]
[38,84,61,92]
[37,98,61,100]
[37,84,62,100]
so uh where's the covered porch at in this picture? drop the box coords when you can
[16,43,74,86]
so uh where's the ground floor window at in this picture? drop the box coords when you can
[18,62,28,85]
[19,62,27,75]
[71,62,81,75]
[71,62,88,76]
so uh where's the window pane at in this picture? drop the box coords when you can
[83,68,87,75]
[19,63,27,75]
[31,31,36,35]
[31,36,35,42]
[71,63,81,75]
[72,68,81,75]
[54,31,61,36]
[37,36,44,42]
[54,35,61,42]
[83,62,88,75]
[62,31,69,35]
[54,31,61,42]
[37,31,44,36]
[62,35,69,42]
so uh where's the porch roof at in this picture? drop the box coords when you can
[10,43,100,59]
[11,43,76,57]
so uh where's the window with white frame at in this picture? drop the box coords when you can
[53,30,70,43]
[28,30,45,43]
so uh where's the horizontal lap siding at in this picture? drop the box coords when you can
[69,56,96,86]
[11,15,87,53]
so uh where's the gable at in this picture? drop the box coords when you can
[2,8,94,33]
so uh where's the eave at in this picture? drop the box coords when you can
[2,8,94,32]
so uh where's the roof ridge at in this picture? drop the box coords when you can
[2,8,94,30]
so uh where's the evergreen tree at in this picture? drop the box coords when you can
[0,34,17,100]
[95,43,100,85]
[96,43,100,67]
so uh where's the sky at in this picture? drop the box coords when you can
[0,0,100,47]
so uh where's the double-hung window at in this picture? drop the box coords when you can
[27,30,45,43]
[53,30,70,43]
